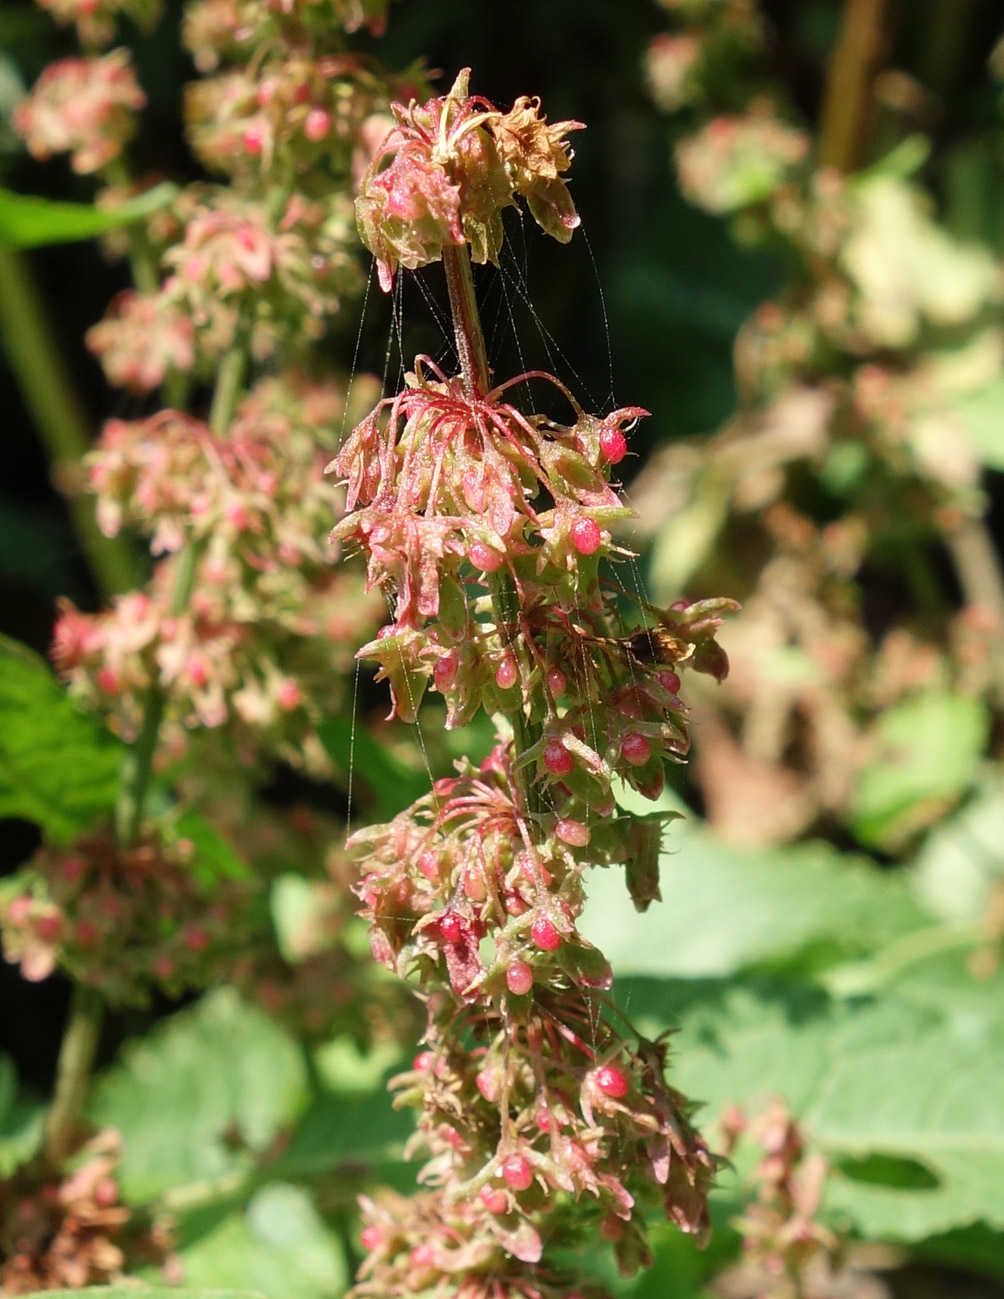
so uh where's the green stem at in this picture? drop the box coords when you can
[209,317,253,436]
[43,983,104,1166]
[817,0,892,173]
[0,248,136,598]
[442,245,541,810]
[104,155,159,298]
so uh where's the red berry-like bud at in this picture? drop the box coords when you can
[543,739,573,777]
[410,1244,435,1267]
[439,913,462,944]
[418,851,439,881]
[242,126,265,155]
[360,1225,382,1251]
[413,1050,434,1071]
[594,1063,629,1098]
[572,517,602,555]
[531,915,561,951]
[621,731,651,766]
[658,669,681,694]
[304,108,331,141]
[276,679,301,711]
[184,925,209,952]
[506,960,533,995]
[433,650,458,691]
[93,1177,118,1209]
[495,655,518,690]
[535,1106,552,1132]
[501,1153,533,1191]
[556,817,591,847]
[469,540,504,572]
[35,913,61,943]
[480,1185,508,1214]
[547,666,567,696]
[599,425,627,464]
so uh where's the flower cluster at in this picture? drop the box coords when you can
[334,72,733,1296]
[14,50,145,174]
[0,828,257,1004]
[355,69,584,290]
[0,1131,168,1294]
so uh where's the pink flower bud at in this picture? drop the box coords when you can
[547,666,566,696]
[555,817,591,847]
[412,1050,434,1071]
[469,540,504,572]
[438,913,462,944]
[599,425,627,464]
[572,517,602,555]
[410,1244,435,1267]
[501,1153,533,1192]
[360,1225,382,1251]
[276,679,301,711]
[543,739,573,777]
[531,915,561,951]
[418,851,439,881]
[621,732,651,766]
[304,108,331,142]
[183,924,208,952]
[506,960,533,995]
[93,1177,118,1209]
[242,125,265,155]
[35,913,61,943]
[433,650,458,690]
[495,655,518,690]
[8,895,32,925]
[658,669,681,694]
[594,1063,629,1098]
[480,1185,507,1214]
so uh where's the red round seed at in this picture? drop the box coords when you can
[572,517,602,555]
[360,1225,382,1251]
[412,1050,434,1071]
[555,817,591,847]
[658,669,681,694]
[495,656,518,690]
[506,960,533,996]
[469,540,503,572]
[599,425,627,464]
[594,1064,629,1098]
[480,1185,508,1214]
[531,915,561,951]
[501,1153,533,1191]
[621,731,651,766]
[546,666,566,696]
[543,739,573,777]
[439,913,462,944]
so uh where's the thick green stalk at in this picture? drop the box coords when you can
[43,983,104,1165]
[442,245,541,812]
[817,0,891,173]
[0,248,137,598]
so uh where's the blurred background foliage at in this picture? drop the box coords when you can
[3,0,1004,1297]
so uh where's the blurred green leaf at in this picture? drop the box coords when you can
[273,1086,411,1181]
[914,782,1004,922]
[851,692,989,849]
[0,1054,43,1176]
[172,809,251,886]
[622,968,1004,1240]
[15,1292,267,1299]
[581,790,925,977]
[317,715,427,820]
[0,633,123,842]
[952,377,1004,472]
[89,988,309,1203]
[162,1184,347,1299]
[0,182,177,249]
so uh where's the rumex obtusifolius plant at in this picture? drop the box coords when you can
[334,69,737,1298]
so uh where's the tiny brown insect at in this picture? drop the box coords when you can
[621,626,691,667]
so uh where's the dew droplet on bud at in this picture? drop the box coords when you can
[501,1152,533,1191]
[506,959,533,995]
[543,739,573,777]
[621,731,651,766]
[572,517,602,555]
[531,914,561,950]
[495,655,518,690]
[556,817,591,847]
[594,1063,629,1098]
[599,425,627,464]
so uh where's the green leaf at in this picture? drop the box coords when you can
[172,809,251,886]
[621,970,1004,1240]
[952,377,1004,472]
[581,791,925,977]
[317,715,428,821]
[913,782,1004,922]
[0,634,124,842]
[89,987,309,1203]
[851,691,989,849]
[159,1184,347,1299]
[0,1055,44,1176]
[272,1086,411,1181]
[0,182,177,249]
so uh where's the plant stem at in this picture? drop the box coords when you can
[442,245,541,810]
[817,0,892,173]
[944,516,1004,701]
[0,248,137,599]
[43,982,104,1166]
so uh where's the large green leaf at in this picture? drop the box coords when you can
[160,1184,348,1299]
[953,377,1004,473]
[0,183,176,249]
[581,790,925,977]
[89,988,309,1204]
[0,1054,43,1176]
[850,691,989,850]
[621,967,1004,1241]
[0,634,123,842]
